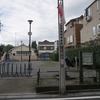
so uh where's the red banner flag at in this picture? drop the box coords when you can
[58,2,66,24]
[58,3,63,17]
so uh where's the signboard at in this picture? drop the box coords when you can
[59,24,65,67]
[82,53,93,65]
[83,70,96,77]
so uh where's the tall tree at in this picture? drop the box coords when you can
[0,44,13,53]
[31,41,38,56]
[0,44,5,53]
[5,44,14,52]
[32,41,37,50]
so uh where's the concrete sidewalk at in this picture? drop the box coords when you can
[0,77,36,94]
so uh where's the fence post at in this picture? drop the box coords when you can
[93,51,97,83]
[7,63,9,76]
[15,63,17,76]
[0,64,1,77]
[99,69,100,84]
[2,63,5,77]
[24,63,27,76]
[79,51,83,84]
[20,63,23,77]
[37,68,40,86]
[11,63,14,76]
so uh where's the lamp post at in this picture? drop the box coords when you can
[28,20,33,76]
[21,41,22,62]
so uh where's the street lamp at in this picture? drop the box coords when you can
[27,20,33,76]
[21,41,22,62]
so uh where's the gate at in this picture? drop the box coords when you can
[0,62,33,77]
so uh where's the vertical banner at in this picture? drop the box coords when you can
[58,0,66,94]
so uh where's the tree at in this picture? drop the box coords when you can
[0,44,13,53]
[0,44,5,53]
[32,41,37,50]
[31,41,38,56]
[5,44,14,52]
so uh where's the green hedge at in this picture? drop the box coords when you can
[65,45,100,66]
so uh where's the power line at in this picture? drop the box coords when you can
[2,30,28,38]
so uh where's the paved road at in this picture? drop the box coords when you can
[0,93,100,99]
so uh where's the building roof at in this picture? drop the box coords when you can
[9,44,35,52]
[85,0,97,10]
[65,15,83,26]
[38,40,54,45]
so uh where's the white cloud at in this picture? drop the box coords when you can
[0,0,94,46]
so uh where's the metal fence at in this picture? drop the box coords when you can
[0,62,32,77]
[37,69,59,87]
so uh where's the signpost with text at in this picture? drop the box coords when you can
[58,0,66,94]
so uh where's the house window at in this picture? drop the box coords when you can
[70,35,73,43]
[67,37,69,44]
[92,26,96,35]
[97,0,99,10]
[40,46,44,50]
[51,47,53,50]
[44,47,46,50]
[97,24,100,34]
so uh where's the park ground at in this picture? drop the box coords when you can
[0,61,60,94]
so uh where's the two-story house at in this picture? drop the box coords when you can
[81,0,100,43]
[38,40,55,60]
[64,15,83,50]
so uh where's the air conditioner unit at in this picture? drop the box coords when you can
[86,16,91,22]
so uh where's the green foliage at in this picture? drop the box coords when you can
[0,44,5,53]
[65,45,100,66]
[0,44,13,53]
[5,44,13,52]
[41,61,58,67]
[50,52,59,61]
[32,41,37,50]
[31,41,38,56]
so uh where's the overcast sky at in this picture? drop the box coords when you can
[0,0,94,46]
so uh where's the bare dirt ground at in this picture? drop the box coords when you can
[0,61,59,94]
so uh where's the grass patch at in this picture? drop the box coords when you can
[41,61,58,67]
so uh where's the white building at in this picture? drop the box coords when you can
[38,40,55,59]
[9,44,37,61]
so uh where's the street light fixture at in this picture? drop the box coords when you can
[27,20,33,76]
[21,41,23,62]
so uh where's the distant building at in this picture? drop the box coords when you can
[80,0,100,43]
[64,15,83,50]
[38,40,55,60]
[9,44,37,61]
[54,40,59,52]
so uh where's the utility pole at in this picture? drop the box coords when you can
[27,20,33,76]
[58,0,66,94]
